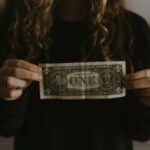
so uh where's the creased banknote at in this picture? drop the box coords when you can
[39,61,126,100]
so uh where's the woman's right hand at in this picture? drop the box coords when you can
[0,59,42,101]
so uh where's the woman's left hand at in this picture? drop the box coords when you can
[125,69,150,107]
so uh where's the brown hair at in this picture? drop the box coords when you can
[9,0,135,71]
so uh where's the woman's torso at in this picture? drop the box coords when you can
[14,19,135,150]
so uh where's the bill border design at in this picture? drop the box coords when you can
[39,61,126,100]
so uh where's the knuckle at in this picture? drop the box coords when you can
[15,59,25,67]
[15,60,23,67]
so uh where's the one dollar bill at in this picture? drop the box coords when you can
[39,61,126,100]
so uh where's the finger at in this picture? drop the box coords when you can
[127,79,150,89]
[1,67,42,81]
[125,69,150,81]
[4,59,42,73]
[0,88,23,101]
[0,76,28,89]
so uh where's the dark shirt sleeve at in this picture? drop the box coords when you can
[0,86,31,137]
[123,12,150,141]
[124,93,150,141]
[0,1,28,137]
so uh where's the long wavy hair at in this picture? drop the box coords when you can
[9,0,135,72]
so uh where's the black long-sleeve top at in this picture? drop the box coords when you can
[0,7,150,150]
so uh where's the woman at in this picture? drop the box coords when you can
[0,0,150,150]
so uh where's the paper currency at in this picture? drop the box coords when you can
[39,61,126,100]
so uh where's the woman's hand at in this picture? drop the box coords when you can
[0,59,42,101]
[125,69,150,106]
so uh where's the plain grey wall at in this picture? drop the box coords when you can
[125,0,150,23]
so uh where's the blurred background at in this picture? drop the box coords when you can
[125,0,150,23]
[0,0,150,150]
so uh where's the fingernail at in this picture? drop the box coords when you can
[39,75,43,80]
[34,74,43,81]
